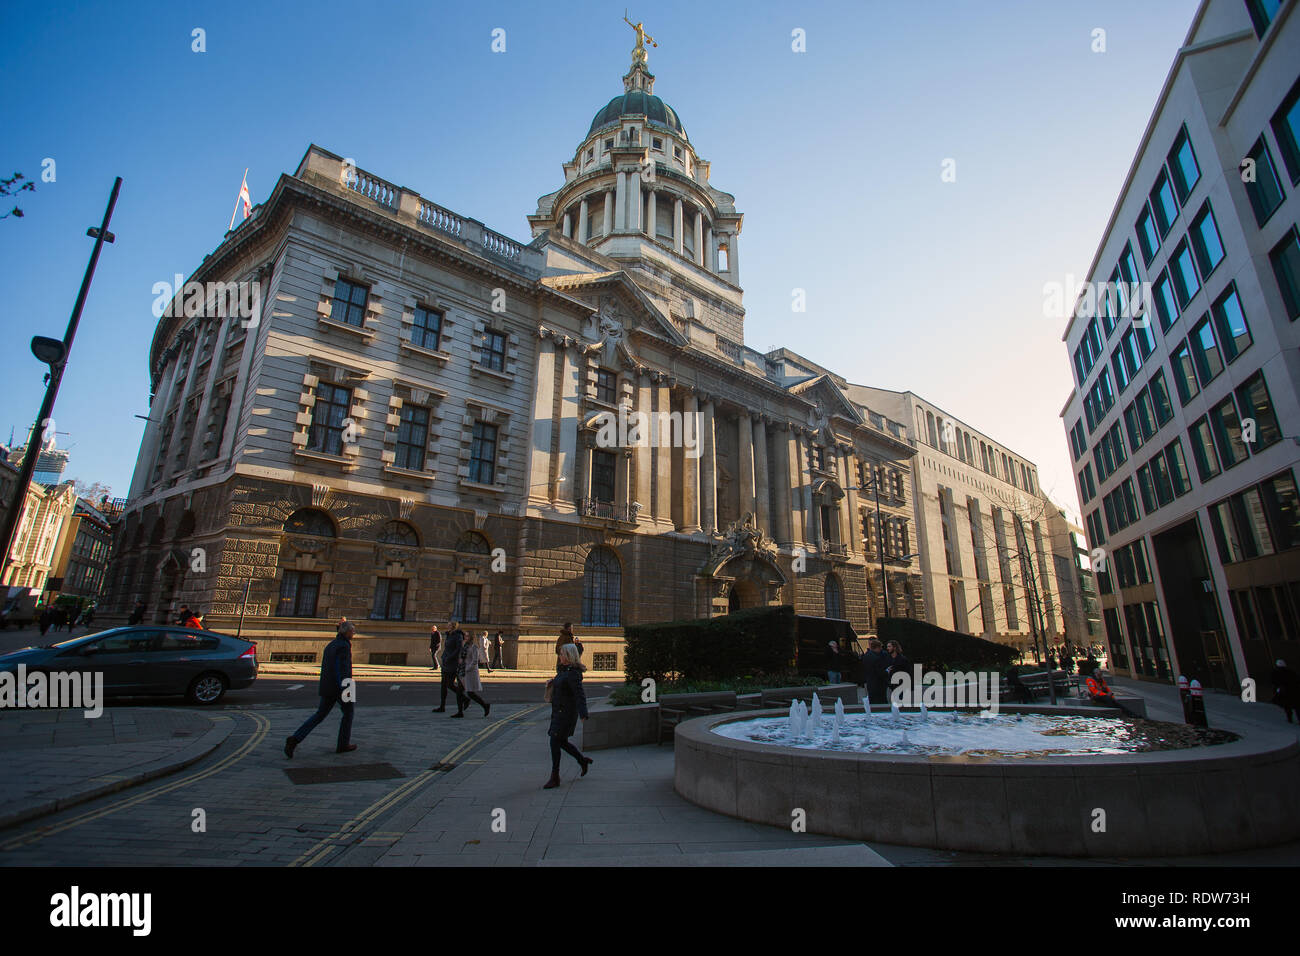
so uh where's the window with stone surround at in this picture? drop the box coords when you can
[371,578,407,621]
[378,520,418,547]
[824,574,844,619]
[591,449,616,503]
[469,421,498,484]
[453,583,482,623]
[307,382,352,455]
[582,547,621,626]
[594,368,617,404]
[479,329,506,372]
[411,306,442,351]
[285,509,335,537]
[395,402,429,470]
[330,278,369,328]
[278,570,321,617]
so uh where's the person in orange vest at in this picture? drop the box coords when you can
[176,604,204,630]
[1085,668,1116,706]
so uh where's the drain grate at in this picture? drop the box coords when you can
[285,762,405,785]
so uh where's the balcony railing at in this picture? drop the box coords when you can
[580,498,635,522]
[820,540,847,557]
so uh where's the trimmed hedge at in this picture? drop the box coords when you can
[875,616,1017,671]
[624,605,797,682]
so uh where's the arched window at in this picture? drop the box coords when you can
[824,574,845,620]
[455,531,491,554]
[582,547,621,626]
[284,508,335,537]
[378,520,418,546]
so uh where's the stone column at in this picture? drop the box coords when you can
[161,326,207,483]
[128,351,183,499]
[738,409,755,517]
[634,373,652,517]
[646,190,656,239]
[680,389,701,533]
[700,397,717,534]
[694,210,704,266]
[673,198,684,256]
[729,230,740,278]
[555,342,582,507]
[184,314,234,469]
[603,191,613,236]
[654,379,673,525]
[786,428,805,546]
[614,172,626,231]
[528,335,557,501]
[629,167,642,232]
[578,199,588,244]
[704,225,713,271]
[753,417,770,533]
[843,447,860,555]
[562,213,572,238]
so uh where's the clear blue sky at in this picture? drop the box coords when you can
[0,0,1199,519]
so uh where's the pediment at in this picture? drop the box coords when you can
[542,271,687,348]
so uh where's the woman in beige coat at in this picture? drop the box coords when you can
[454,630,491,718]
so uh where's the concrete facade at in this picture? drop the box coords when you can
[1060,0,1300,690]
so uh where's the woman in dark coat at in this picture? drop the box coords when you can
[1271,660,1300,723]
[544,643,592,789]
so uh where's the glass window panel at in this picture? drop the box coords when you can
[1150,452,1174,506]
[1244,137,1285,225]
[1235,371,1282,450]
[1150,171,1179,236]
[1136,205,1160,264]
[1170,343,1199,404]
[1271,77,1300,184]
[1261,471,1300,550]
[1189,315,1223,385]
[1211,285,1252,362]
[1168,128,1200,202]
[1237,488,1276,557]
[1269,228,1300,321]
[1211,501,1246,563]
[1190,203,1225,277]
[1137,464,1156,514]
[1152,271,1178,333]
[1136,389,1157,440]
[1188,417,1221,481]
[1165,440,1192,496]
[1210,397,1249,468]
[1149,369,1173,424]
[1171,242,1200,308]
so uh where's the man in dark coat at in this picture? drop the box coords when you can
[429,624,440,671]
[433,621,468,713]
[1271,660,1300,723]
[885,640,913,703]
[491,631,504,669]
[861,638,890,708]
[127,601,145,626]
[285,621,357,757]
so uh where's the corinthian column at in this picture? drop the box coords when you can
[680,389,701,533]
[700,397,717,534]
[614,172,627,231]
[753,418,770,533]
[738,409,755,517]
[634,373,652,518]
[654,379,672,525]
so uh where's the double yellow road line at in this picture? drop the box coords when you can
[291,704,543,867]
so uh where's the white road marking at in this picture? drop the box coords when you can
[287,684,304,691]
[390,684,401,690]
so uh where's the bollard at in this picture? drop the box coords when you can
[1177,675,1192,723]
[1188,679,1209,728]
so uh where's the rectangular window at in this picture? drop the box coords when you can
[479,329,507,371]
[1261,470,1300,551]
[1246,0,1284,37]
[1135,387,1157,441]
[1149,369,1173,425]
[278,570,321,617]
[395,403,429,470]
[1109,421,1127,467]
[1188,416,1221,482]
[469,421,498,484]
[412,306,442,350]
[1210,396,1249,469]
[1150,170,1179,237]
[1123,403,1143,453]
[1170,341,1199,405]
[1271,75,1300,179]
[1188,314,1223,386]
[330,278,369,327]
[371,578,407,621]
[1235,370,1282,450]
[591,449,616,502]
[1270,227,1300,320]
[307,383,352,455]
[1136,204,1160,265]
[1111,345,1130,392]
[1244,136,1286,225]
[1150,451,1174,507]
[1165,439,1192,497]
[1211,284,1253,362]
[1167,127,1200,202]
[1170,241,1200,308]
[1152,270,1179,333]
[453,583,482,623]
[1137,463,1157,514]
[1069,419,1086,461]
[1189,202,1225,278]
[595,369,617,404]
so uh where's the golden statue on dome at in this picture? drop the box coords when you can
[623,11,657,65]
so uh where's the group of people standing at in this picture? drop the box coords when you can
[429,622,493,718]
[827,637,911,707]
[37,603,95,635]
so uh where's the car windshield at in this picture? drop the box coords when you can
[44,628,125,650]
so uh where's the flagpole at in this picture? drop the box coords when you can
[228,168,248,232]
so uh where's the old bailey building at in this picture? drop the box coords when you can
[103,33,1068,669]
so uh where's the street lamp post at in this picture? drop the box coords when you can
[0,178,122,580]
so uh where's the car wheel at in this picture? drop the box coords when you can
[187,672,227,705]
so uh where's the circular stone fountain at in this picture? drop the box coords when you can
[673,702,1300,856]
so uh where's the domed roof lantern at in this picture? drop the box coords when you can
[622,13,656,94]
[586,15,688,141]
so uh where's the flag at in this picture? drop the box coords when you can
[228,169,252,231]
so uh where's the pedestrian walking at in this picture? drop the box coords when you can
[127,600,145,626]
[80,605,95,630]
[491,631,504,669]
[885,640,913,704]
[433,621,469,714]
[861,638,889,707]
[481,630,493,673]
[454,633,491,718]
[284,621,358,757]
[1271,659,1300,723]
[543,643,591,789]
[826,640,843,684]
[38,606,51,637]
[554,622,575,658]
[176,604,203,629]
[429,624,441,671]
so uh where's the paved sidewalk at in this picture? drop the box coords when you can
[363,714,892,867]
[0,707,234,829]
[255,661,623,682]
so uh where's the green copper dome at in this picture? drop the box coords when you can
[588,90,687,141]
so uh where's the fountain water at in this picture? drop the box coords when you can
[832,698,845,744]
[810,693,823,734]
[919,702,929,721]
[890,699,901,722]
